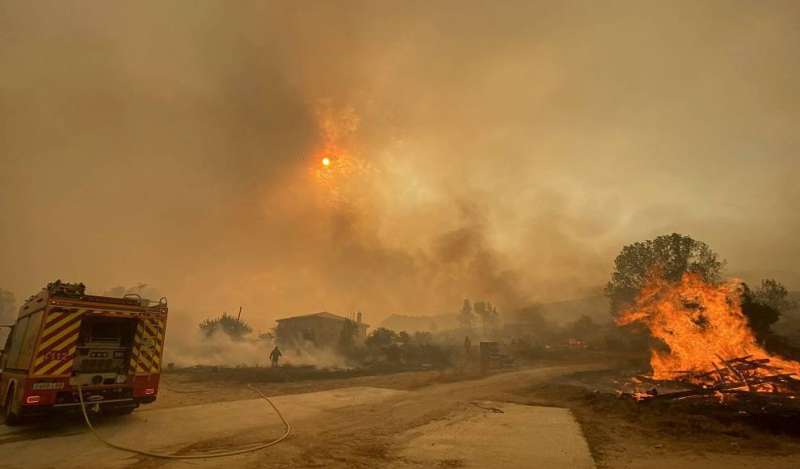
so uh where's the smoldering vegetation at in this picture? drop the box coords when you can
[161,294,639,374]
[164,324,348,370]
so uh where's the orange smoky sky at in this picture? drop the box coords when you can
[1,1,799,331]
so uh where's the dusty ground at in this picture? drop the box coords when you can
[3,358,800,468]
[151,366,485,410]
[155,359,800,468]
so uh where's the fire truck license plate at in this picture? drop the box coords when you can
[32,382,65,391]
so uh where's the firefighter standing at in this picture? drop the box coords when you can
[269,346,283,368]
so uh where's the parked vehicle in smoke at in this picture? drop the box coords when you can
[0,281,167,424]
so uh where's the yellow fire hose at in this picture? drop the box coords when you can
[77,384,292,459]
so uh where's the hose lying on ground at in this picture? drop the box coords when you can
[77,384,291,459]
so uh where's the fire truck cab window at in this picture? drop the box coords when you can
[17,311,43,369]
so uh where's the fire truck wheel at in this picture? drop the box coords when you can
[3,386,20,426]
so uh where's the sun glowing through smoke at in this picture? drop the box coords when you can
[308,102,377,208]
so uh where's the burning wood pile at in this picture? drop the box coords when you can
[629,354,800,402]
[618,273,800,404]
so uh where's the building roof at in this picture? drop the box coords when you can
[276,311,369,326]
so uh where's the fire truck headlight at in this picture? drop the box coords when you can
[26,395,41,404]
[144,388,155,395]
[116,375,127,384]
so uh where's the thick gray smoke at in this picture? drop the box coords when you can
[1,1,799,339]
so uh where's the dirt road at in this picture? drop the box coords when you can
[249,364,597,469]
[0,365,596,468]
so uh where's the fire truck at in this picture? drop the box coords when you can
[0,281,167,424]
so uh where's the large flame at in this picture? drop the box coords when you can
[618,272,800,387]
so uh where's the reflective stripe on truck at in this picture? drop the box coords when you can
[32,309,84,377]
[130,317,165,374]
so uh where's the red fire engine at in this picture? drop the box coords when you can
[0,281,167,424]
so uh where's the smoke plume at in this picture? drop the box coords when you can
[1,1,799,338]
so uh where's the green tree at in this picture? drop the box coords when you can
[413,331,433,345]
[474,301,487,334]
[474,301,500,337]
[199,312,253,340]
[397,331,411,345]
[606,233,725,315]
[459,299,474,332]
[365,327,398,349]
[753,279,796,313]
[486,302,499,336]
[741,279,795,340]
